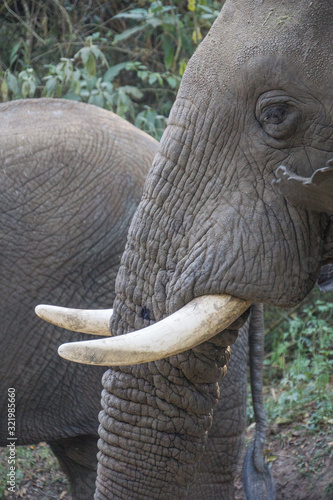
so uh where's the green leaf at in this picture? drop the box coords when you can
[76,47,90,64]
[156,73,163,86]
[115,90,133,119]
[100,81,113,93]
[103,62,128,82]
[80,74,97,92]
[9,42,21,68]
[118,85,143,99]
[72,80,81,95]
[28,81,36,97]
[63,91,82,101]
[72,69,81,83]
[148,73,157,85]
[137,70,149,81]
[179,60,187,76]
[85,52,96,77]
[113,26,145,44]
[1,79,8,100]
[21,80,35,98]
[166,76,178,89]
[147,17,164,28]
[124,61,140,71]
[91,46,108,66]
[113,9,148,20]
[44,77,57,94]
[266,455,277,463]
[162,35,175,70]
[181,32,194,56]
[88,94,105,107]
[80,89,91,98]
[6,72,19,96]
[104,93,116,106]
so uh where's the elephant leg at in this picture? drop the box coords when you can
[48,434,98,499]
[187,310,250,499]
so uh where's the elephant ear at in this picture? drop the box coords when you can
[317,264,333,293]
[273,160,333,214]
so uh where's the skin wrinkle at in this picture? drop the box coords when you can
[97,440,186,473]
[99,410,179,445]
[98,415,206,458]
[98,421,206,471]
[102,365,221,417]
[97,462,184,500]
[97,469,161,500]
[101,389,187,427]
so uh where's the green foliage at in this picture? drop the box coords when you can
[261,291,333,429]
[0,444,68,497]
[0,446,33,495]
[0,0,222,138]
[112,1,220,72]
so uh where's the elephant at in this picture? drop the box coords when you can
[35,0,333,498]
[0,98,157,498]
[0,98,269,500]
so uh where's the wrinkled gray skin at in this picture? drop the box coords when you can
[0,98,157,498]
[95,1,333,499]
[0,98,259,500]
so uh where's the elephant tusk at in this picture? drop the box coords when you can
[35,305,112,336]
[57,294,251,366]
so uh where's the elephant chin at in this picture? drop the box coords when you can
[35,294,251,365]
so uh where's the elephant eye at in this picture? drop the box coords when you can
[262,105,288,125]
[256,92,301,141]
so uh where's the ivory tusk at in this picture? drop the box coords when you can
[35,305,112,336]
[57,294,251,366]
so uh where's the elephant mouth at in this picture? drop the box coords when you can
[35,294,251,366]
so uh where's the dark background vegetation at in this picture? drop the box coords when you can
[0,1,332,498]
[0,0,221,138]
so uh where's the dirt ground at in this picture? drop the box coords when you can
[1,422,332,499]
[235,423,333,500]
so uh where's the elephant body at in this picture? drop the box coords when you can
[0,98,157,498]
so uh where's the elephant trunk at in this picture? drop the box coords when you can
[94,127,249,496]
[95,334,237,498]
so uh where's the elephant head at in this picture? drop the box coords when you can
[37,1,333,498]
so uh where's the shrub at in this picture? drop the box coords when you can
[262,291,333,429]
[0,0,222,138]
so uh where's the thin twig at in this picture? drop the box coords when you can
[265,302,305,335]
[3,0,46,46]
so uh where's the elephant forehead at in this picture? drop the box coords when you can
[180,0,333,101]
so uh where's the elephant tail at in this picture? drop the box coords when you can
[242,303,276,500]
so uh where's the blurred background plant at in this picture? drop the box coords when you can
[262,291,333,430]
[0,0,332,433]
[0,0,221,138]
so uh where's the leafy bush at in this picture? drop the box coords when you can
[262,291,333,429]
[0,0,222,138]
